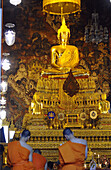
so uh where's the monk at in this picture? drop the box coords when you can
[58,128,88,170]
[33,149,47,170]
[7,129,34,170]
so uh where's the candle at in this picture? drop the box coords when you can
[99,164,102,168]
[84,163,87,168]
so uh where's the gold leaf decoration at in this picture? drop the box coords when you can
[63,70,79,97]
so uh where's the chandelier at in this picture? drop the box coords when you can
[4,23,16,46]
[84,12,109,44]
[9,0,22,6]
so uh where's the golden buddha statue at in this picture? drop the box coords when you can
[51,17,79,73]
[88,148,93,158]
[31,92,43,114]
[99,93,110,114]
[41,17,89,78]
[22,106,33,128]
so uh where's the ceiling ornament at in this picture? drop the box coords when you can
[43,0,81,15]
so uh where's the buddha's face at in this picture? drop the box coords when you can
[59,32,69,45]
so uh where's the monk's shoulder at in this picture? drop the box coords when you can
[8,141,18,147]
[25,143,33,151]
[20,141,33,152]
[59,142,67,149]
[78,138,87,145]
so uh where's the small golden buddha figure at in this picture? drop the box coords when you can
[51,17,79,73]
[88,148,93,158]
[31,92,43,114]
[99,93,110,114]
[22,107,33,128]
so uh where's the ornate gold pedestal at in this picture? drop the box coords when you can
[14,72,111,164]
[14,128,111,163]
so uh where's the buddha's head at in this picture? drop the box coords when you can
[101,93,106,100]
[57,17,70,45]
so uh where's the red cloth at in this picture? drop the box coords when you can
[59,141,86,170]
[33,153,47,170]
[7,141,34,170]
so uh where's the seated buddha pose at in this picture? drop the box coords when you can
[22,107,33,128]
[99,93,110,114]
[51,17,79,73]
[31,92,43,114]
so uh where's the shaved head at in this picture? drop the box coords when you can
[21,129,31,138]
[34,149,41,154]
[63,128,73,136]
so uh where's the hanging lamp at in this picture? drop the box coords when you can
[2,53,11,71]
[0,109,6,120]
[4,23,16,46]
[9,0,22,6]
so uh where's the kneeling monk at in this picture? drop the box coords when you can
[59,128,88,170]
[33,149,47,170]
[7,129,34,170]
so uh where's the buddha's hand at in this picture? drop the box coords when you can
[59,67,63,70]
[59,67,70,73]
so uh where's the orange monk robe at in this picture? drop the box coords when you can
[33,153,47,170]
[7,141,34,170]
[59,141,86,170]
